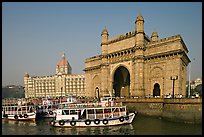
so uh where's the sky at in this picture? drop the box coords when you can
[2,2,202,86]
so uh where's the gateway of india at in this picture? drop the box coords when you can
[24,13,190,98]
[84,13,190,98]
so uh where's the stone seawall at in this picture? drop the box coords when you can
[116,98,202,124]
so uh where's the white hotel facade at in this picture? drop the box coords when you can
[24,53,86,98]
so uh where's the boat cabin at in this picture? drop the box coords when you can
[55,105,127,121]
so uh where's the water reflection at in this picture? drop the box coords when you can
[2,119,36,126]
[2,114,202,135]
[52,124,134,135]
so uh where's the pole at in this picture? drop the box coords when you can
[60,87,62,104]
[188,62,191,98]
[172,79,175,99]
[171,76,178,99]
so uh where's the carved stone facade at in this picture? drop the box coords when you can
[84,14,190,98]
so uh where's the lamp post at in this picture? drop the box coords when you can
[121,86,124,97]
[60,87,62,104]
[188,62,191,98]
[170,76,178,98]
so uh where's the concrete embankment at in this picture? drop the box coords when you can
[116,98,202,124]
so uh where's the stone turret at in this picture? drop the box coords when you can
[134,13,145,97]
[151,31,159,42]
[135,13,144,47]
[101,26,109,55]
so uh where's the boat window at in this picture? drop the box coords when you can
[22,107,27,111]
[96,109,103,114]
[115,108,119,112]
[87,109,94,114]
[62,110,69,115]
[120,107,125,112]
[104,108,111,113]
[17,107,20,111]
[70,110,77,115]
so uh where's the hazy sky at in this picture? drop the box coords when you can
[2,2,202,86]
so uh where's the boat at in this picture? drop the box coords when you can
[35,98,59,118]
[36,96,79,118]
[2,98,36,121]
[50,98,137,127]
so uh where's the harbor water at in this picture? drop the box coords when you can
[2,113,202,135]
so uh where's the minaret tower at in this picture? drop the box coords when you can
[151,31,159,42]
[100,26,109,96]
[135,13,144,47]
[101,26,109,55]
[133,13,145,96]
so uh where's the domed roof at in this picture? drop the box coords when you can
[56,53,69,66]
[24,72,29,77]
[136,14,144,21]
[151,31,158,37]
[102,26,108,35]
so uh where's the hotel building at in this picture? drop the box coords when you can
[24,53,86,98]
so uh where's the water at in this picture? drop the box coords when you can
[2,114,202,135]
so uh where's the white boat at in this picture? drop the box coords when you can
[50,101,137,127]
[36,104,58,118]
[2,105,36,121]
[36,96,79,118]
[2,98,36,121]
[35,98,59,118]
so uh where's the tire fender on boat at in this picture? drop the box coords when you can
[3,114,8,118]
[44,112,48,115]
[24,114,28,118]
[49,111,53,115]
[119,116,124,122]
[59,120,65,126]
[85,119,91,125]
[102,119,108,125]
[50,120,55,126]
[70,121,76,126]
[125,116,129,121]
[19,114,23,118]
[14,115,18,119]
[94,119,100,125]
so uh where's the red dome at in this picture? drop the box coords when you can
[56,53,70,67]
[57,58,68,66]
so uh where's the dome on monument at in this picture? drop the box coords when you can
[151,31,158,37]
[102,26,108,34]
[136,14,144,21]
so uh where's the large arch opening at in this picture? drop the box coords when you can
[113,66,130,97]
[153,83,160,97]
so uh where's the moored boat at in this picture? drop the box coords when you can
[50,100,137,127]
[35,96,79,118]
[2,105,36,121]
[2,98,36,121]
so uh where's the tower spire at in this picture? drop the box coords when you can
[62,52,65,59]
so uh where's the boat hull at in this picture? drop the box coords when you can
[51,112,136,127]
[2,112,36,121]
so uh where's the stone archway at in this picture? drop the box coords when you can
[113,66,130,97]
[153,83,160,97]
[93,75,100,97]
